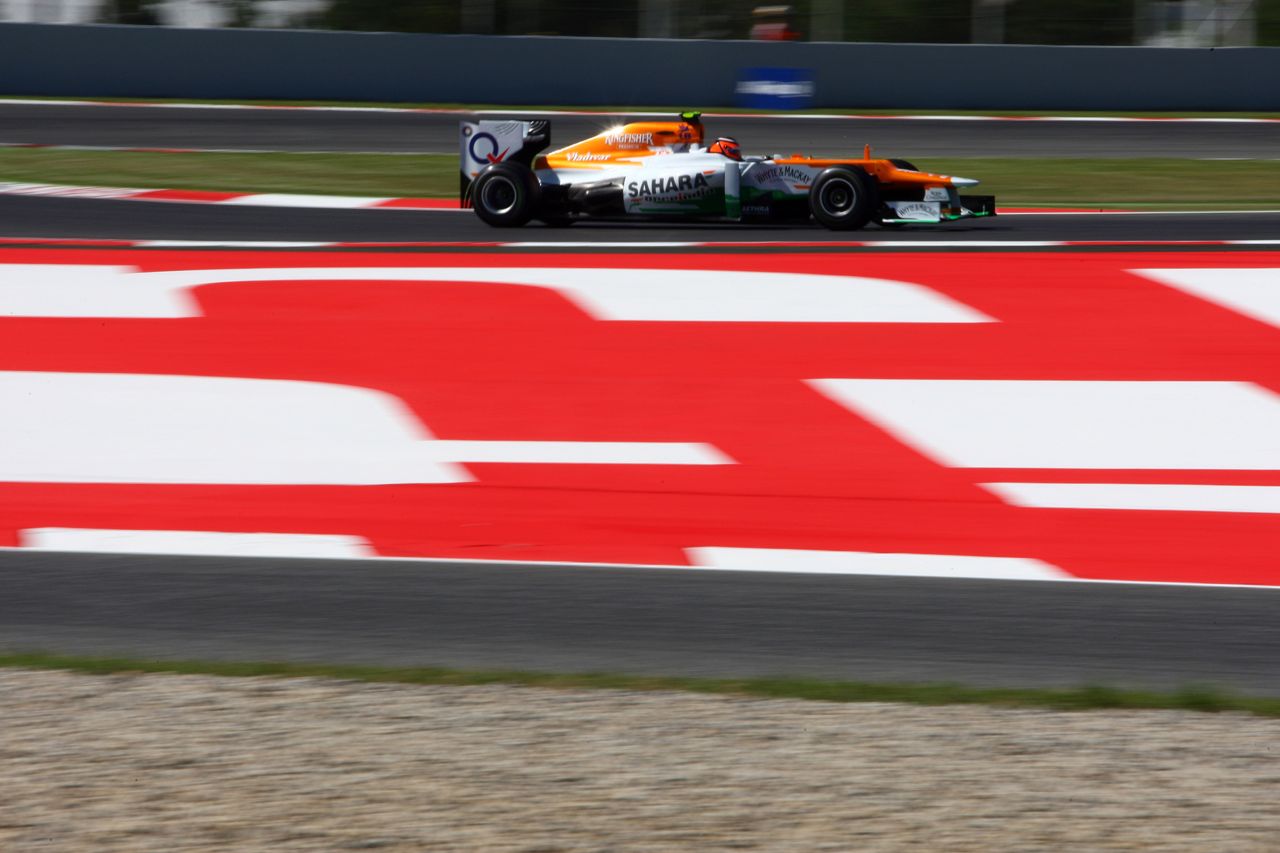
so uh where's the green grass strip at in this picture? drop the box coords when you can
[2,149,1277,208]
[5,95,1280,119]
[3,651,1277,717]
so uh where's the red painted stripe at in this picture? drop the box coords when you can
[129,189,253,203]
[371,198,461,209]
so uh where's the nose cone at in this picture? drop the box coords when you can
[951,176,980,187]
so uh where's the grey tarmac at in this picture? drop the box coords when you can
[3,194,1280,243]
[5,101,1280,158]
[3,551,1280,695]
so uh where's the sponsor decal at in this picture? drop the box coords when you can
[626,173,710,199]
[891,201,941,221]
[605,132,654,146]
[923,187,951,202]
[565,151,611,162]
[468,132,509,165]
[753,165,812,184]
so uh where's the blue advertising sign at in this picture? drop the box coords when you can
[734,67,815,110]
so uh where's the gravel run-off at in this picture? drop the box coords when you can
[3,669,1279,852]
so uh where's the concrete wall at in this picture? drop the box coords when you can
[2,22,1278,110]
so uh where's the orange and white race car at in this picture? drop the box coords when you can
[460,111,995,230]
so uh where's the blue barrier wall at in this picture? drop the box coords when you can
[2,23,1278,110]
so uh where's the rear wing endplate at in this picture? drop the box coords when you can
[459,119,551,205]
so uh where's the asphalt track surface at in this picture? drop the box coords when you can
[4,550,1280,695]
[4,107,1280,695]
[4,195,1280,243]
[5,101,1280,158]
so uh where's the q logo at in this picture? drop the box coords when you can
[468,132,510,165]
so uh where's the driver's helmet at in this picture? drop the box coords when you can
[708,137,742,161]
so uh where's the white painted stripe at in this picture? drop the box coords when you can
[983,482,1280,514]
[1134,268,1280,330]
[0,264,992,323]
[0,264,196,317]
[137,103,284,111]
[687,547,1069,580]
[448,266,993,323]
[0,372,467,485]
[435,440,731,465]
[0,372,729,485]
[21,528,375,558]
[809,379,1280,470]
[220,193,395,208]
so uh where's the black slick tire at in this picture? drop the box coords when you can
[809,166,876,231]
[471,162,540,228]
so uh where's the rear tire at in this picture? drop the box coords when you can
[471,162,540,228]
[809,167,876,231]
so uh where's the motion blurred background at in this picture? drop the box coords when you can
[2,0,1277,46]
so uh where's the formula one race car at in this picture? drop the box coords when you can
[460,111,994,230]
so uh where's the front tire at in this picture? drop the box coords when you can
[809,167,876,231]
[471,162,540,228]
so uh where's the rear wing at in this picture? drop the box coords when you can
[459,119,551,206]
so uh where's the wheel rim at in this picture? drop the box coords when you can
[480,176,519,216]
[819,179,856,218]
